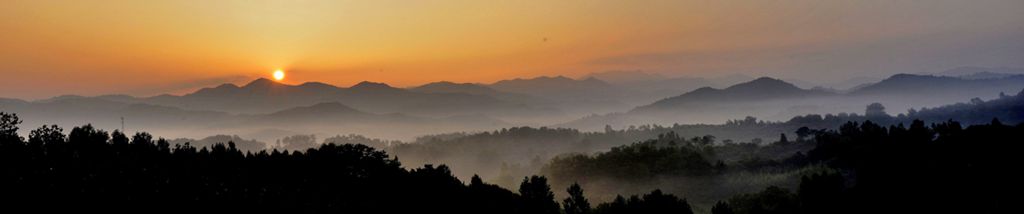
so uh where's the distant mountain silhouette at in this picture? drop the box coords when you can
[560,73,1024,130]
[488,76,631,116]
[583,71,756,106]
[410,81,502,95]
[410,81,553,108]
[0,96,234,138]
[849,73,1024,96]
[348,81,406,94]
[1,96,514,142]
[489,76,619,98]
[584,70,667,84]
[10,69,1023,140]
[637,77,831,111]
[926,66,1024,78]
[246,102,512,140]
[960,71,1022,80]
[77,78,563,120]
[559,77,834,129]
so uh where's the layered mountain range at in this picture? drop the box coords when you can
[3,67,1023,141]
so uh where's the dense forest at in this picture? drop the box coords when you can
[541,131,818,210]
[386,90,1024,190]
[0,112,695,213]
[544,119,1021,213]
[2,109,1021,213]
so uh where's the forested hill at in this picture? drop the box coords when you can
[3,110,1022,213]
[0,112,690,214]
[542,119,1022,213]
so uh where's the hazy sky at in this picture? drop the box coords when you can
[2,0,1022,99]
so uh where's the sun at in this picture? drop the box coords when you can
[272,70,285,81]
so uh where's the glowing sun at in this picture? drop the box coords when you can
[272,70,285,81]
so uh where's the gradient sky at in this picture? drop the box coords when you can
[2,0,1023,99]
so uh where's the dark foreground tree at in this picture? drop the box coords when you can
[594,189,694,214]
[520,175,561,214]
[711,201,735,214]
[564,182,592,214]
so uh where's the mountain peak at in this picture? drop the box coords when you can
[416,81,482,88]
[412,81,498,95]
[889,73,931,79]
[641,76,819,109]
[419,81,462,87]
[213,83,240,89]
[550,75,573,80]
[726,77,800,91]
[243,78,285,89]
[350,81,396,90]
[751,76,787,83]
[297,81,338,90]
[527,75,574,82]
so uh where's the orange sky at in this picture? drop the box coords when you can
[2,0,1022,99]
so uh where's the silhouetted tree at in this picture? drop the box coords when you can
[110,130,129,145]
[711,201,735,214]
[798,173,844,214]
[68,124,108,146]
[520,176,560,214]
[0,112,22,143]
[563,182,591,214]
[727,186,799,214]
[1,110,1019,214]
[865,103,887,117]
[593,189,693,214]
[795,127,812,141]
[29,124,64,145]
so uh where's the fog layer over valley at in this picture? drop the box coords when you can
[5,67,1023,211]
[4,67,1023,143]
[3,67,1023,213]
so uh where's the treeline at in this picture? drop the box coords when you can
[3,106,1021,213]
[785,88,1024,128]
[715,119,1021,214]
[544,118,1022,213]
[542,130,817,210]
[388,90,1024,188]
[0,112,694,214]
[791,119,1021,213]
[543,133,718,184]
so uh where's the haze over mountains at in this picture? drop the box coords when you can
[564,71,1024,130]
[3,67,1023,144]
